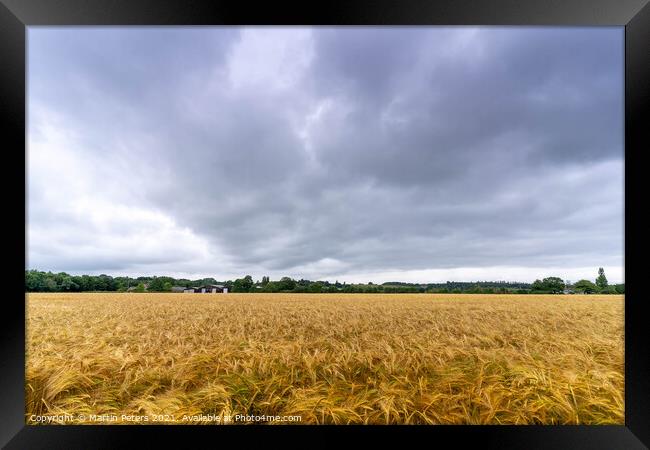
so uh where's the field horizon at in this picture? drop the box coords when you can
[26,293,624,425]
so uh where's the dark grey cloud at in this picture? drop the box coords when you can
[27,27,624,282]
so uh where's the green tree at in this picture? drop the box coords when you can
[60,275,78,291]
[531,279,545,292]
[25,270,47,291]
[262,281,279,292]
[543,277,565,293]
[531,277,565,293]
[573,279,597,294]
[309,282,324,293]
[595,268,608,291]
[233,275,254,292]
[278,277,297,291]
[134,282,146,293]
[149,277,165,292]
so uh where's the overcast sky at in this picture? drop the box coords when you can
[27,27,624,283]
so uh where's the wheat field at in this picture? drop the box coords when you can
[25,293,624,425]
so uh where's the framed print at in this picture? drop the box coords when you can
[2,0,648,448]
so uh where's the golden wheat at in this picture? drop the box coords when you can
[25,293,624,425]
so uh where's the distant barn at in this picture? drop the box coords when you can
[183,284,228,294]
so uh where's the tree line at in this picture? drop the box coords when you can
[25,268,623,294]
[530,268,623,294]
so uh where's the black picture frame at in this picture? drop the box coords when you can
[2,0,648,448]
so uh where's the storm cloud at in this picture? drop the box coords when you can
[27,27,624,283]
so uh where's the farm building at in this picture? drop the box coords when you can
[171,286,186,293]
[183,284,228,294]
